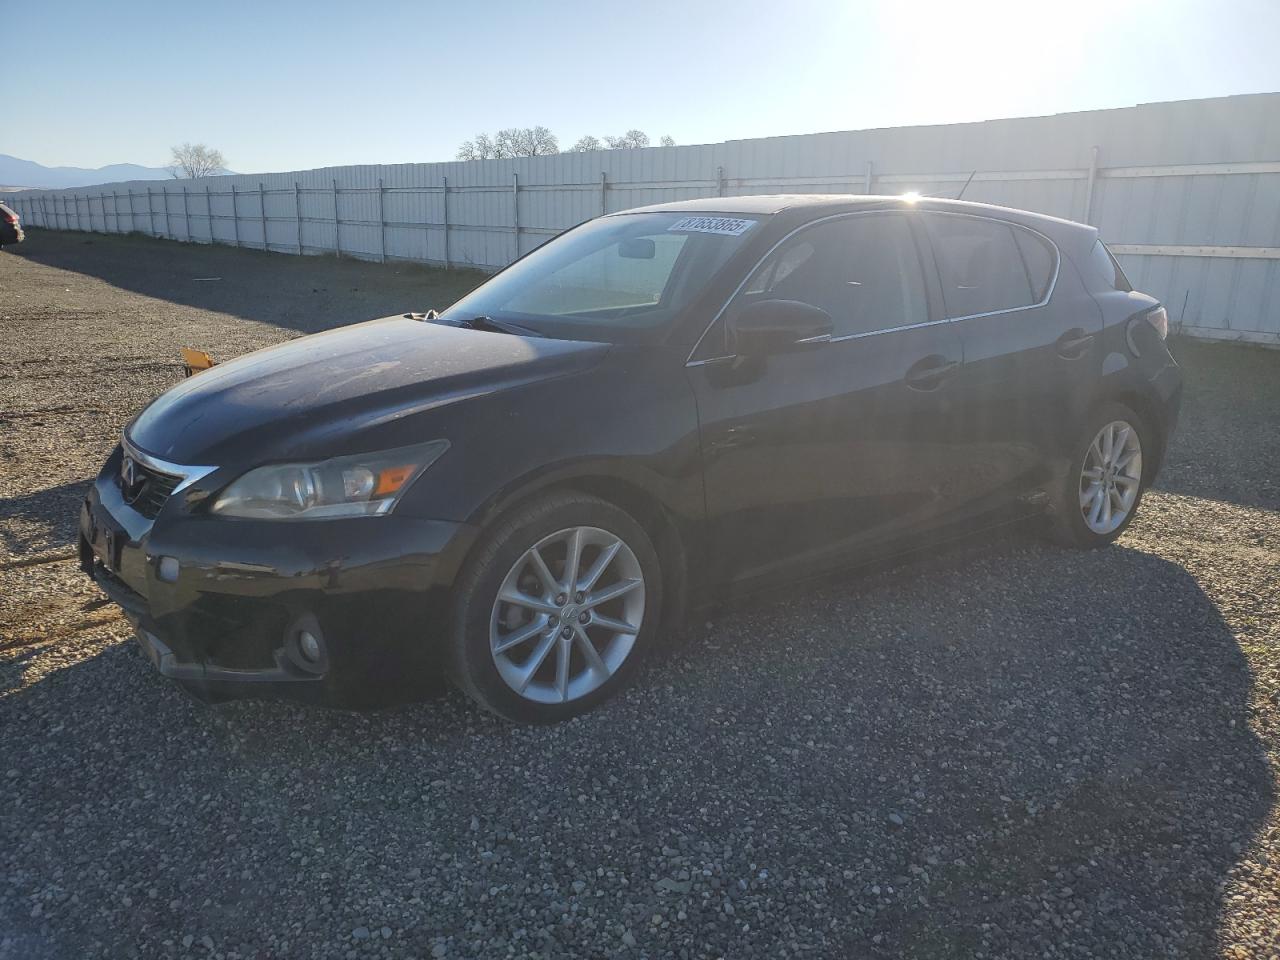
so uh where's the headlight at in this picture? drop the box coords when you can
[210,440,449,520]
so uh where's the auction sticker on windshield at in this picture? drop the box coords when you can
[668,216,757,236]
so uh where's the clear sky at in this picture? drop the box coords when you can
[5,0,1279,173]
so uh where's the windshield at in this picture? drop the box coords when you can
[439,212,762,342]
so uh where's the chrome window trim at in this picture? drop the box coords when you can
[684,208,1062,366]
[122,434,217,494]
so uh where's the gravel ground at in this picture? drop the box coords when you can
[2,231,1278,959]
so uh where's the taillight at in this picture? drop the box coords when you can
[1146,306,1169,340]
[0,211,14,224]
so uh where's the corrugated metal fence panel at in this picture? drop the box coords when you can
[11,92,1280,341]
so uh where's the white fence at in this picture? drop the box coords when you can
[11,93,1280,344]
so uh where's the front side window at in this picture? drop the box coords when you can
[926,215,1047,318]
[733,214,928,338]
[441,212,760,342]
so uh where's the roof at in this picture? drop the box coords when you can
[619,194,1097,249]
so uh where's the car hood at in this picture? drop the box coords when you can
[127,316,608,464]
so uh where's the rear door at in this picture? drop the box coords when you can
[687,211,967,585]
[922,213,1102,514]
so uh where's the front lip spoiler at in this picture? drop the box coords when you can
[134,629,319,684]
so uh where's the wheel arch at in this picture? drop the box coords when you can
[461,467,694,630]
[1095,385,1169,479]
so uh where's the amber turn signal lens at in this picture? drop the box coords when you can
[374,464,417,496]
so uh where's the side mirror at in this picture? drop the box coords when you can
[729,300,833,357]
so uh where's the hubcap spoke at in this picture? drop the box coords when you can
[499,588,559,615]
[578,538,622,593]
[554,637,571,701]
[561,528,584,592]
[516,633,558,692]
[494,617,548,654]
[573,625,610,678]
[586,578,643,608]
[589,612,639,635]
[526,547,560,597]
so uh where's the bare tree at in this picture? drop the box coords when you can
[456,133,497,161]
[169,142,226,179]
[604,129,650,149]
[659,135,676,147]
[570,135,603,153]
[460,127,560,160]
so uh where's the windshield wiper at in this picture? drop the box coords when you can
[460,315,541,337]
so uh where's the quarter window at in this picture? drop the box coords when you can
[736,214,928,338]
[1088,239,1132,292]
[926,215,1045,317]
[1013,228,1055,301]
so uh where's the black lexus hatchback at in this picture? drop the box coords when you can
[80,195,1182,720]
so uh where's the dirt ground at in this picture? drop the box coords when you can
[1,231,1279,959]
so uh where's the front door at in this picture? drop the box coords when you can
[687,212,967,586]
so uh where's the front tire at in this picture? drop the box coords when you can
[1046,401,1151,549]
[447,492,663,722]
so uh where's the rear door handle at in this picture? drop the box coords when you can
[1056,327,1096,359]
[904,356,960,390]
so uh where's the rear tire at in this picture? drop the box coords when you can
[1046,400,1151,549]
[447,492,663,723]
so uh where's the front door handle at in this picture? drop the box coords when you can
[904,355,960,390]
[1056,327,1096,359]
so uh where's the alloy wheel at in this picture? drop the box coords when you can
[490,526,645,704]
[1079,419,1143,535]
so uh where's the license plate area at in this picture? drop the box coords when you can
[87,504,127,575]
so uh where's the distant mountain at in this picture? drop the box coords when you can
[0,154,185,190]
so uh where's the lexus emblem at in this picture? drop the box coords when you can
[121,456,144,502]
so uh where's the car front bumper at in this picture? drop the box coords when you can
[79,456,478,707]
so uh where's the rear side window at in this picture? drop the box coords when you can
[926,215,1041,318]
[737,213,928,338]
[1088,239,1131,292]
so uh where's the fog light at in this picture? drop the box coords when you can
[298,630,321,663]
[157,556,180,583]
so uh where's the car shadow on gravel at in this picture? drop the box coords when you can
[0,531,1271,958]
[6,232,484,336]
[0,478,92,560]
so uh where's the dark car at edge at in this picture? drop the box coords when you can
[79,195,1182,721]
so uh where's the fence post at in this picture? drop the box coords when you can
[259,182,268,251]
[512,172,520,262]
[864,161,874,194]
[294,181,302,254]
[332,178,340,258]
[378,178,386,263]
[99,194,108,232]
[206,184,213,243]
[442,175,449,270]
[128,190,136,232]
[600,171,608,215]
[716,165,725,198]
[148,187,157,235]
[231,183,240,247]
[1083,145,1100,225]
[163,187,173,238]
[182,186,190,241]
